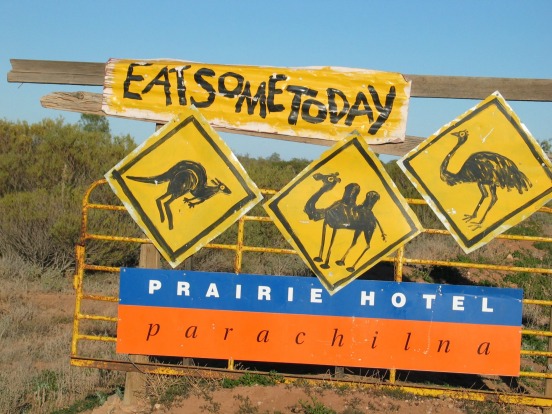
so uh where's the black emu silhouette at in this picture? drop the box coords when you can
[127,160,231,230]
[440,129,532,228]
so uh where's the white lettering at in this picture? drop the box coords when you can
[391,292,406,308]
[206,283,219,298]
[452,296,465,311]
[422,294,436,309]
[360,291,375,306]
[482,297,494,313]
[287,287,294,302]
[149,280,162,294]
[236,284,242,299]
[310,288,323,303]
[177,281,190,296]
[258,286,271,300]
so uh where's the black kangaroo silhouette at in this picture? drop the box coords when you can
[127,160,231,230]
[440,129,532,229]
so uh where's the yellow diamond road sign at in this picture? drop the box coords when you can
[398,92,552,253]
[105,107,262,267]
[265,132,422,295]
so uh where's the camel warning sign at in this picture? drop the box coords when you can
[265,132,422,295]
[398,92,552,253]
[105,107,262,267]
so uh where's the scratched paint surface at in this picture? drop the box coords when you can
[105,107,262,267]
[265,132,421,294]
[398,92,552,253]
[102,58,411,144]
[117,268,523,376]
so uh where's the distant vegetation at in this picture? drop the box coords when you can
[0,115,137,270]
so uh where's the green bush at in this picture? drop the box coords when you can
[0,116,137,270]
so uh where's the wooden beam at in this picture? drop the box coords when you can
[10,59,552,101]
[9,59,104,85]
[406,74,552,102]
[41,91,105,115]
[40,91,424,157]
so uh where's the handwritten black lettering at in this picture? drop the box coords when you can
[327,87,349,124]
[235,81,267,118]
[169,65,191,105]
[267,74,287,113]
[142,66,172,106]
[368,85,396,135]
[123,62,151,100]
[191,67,216,108]
[219,72,244,98]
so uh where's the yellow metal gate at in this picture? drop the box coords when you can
[71,178,552,408]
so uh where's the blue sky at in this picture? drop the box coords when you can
[1,0,551,161]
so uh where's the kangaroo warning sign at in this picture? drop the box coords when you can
[398,92,552,253]
[102,58,411,145]
[105,107,262,267]
[265,131,422,295]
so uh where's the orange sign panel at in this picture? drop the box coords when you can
[105,107,262,267]
[265,132,422,294]
[398,92,552,253]
[102,58,411,145]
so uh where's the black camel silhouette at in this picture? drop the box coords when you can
[127,160,231,230]
[304,174,386,271]
[440,129,532,228]
[336,191,386,272]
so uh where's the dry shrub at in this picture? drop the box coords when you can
[0,256,124,413]
[403,232,461,262]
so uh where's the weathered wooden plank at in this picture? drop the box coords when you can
[41,91,105,115]
[40,91,424,157]
[407,74,552,102]
[8,59,104,85]
[10,59,552,101]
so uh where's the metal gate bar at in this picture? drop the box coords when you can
[71,179,552,408]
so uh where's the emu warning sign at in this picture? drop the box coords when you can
[117,268,523,376]
[105,107,262,267]
[398,92,552,253]
[102,58,411,144]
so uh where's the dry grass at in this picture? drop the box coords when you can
[0,208,550,413]
[0,256,124,413]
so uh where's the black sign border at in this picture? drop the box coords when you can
[401,97,552,249]
[109,115,259,263]
[267,136,420,292]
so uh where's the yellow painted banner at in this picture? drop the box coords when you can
[265,131,422,294]
[105,107,263,267]
[102,59,411,144]
[398,92,552,253]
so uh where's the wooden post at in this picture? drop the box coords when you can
[122,243,160,406]
[545,306,552,413]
